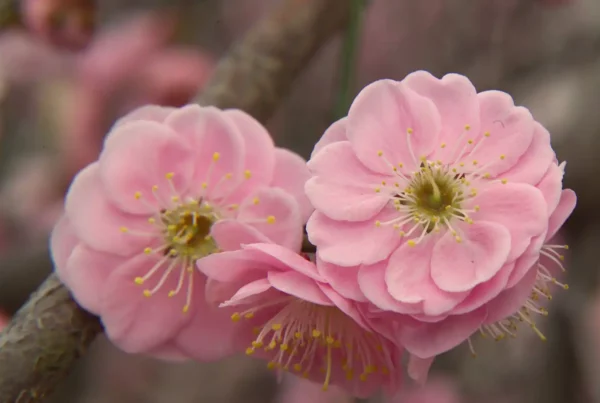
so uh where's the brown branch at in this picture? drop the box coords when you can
[0,0,20,30]
[0,0,351,401]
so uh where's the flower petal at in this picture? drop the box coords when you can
[386,237,468,315]
[347,79,441,174]
[431,221,511,292]
[221,278,273,306]
[211,219,271,252]
[99,120,194,215]
[470,183,547,262]
[100,253,195,353]
[65,244,124,314]
[268,271,332,305]
[547,189,576,240]
[500,122,555,184]
[244,243,323,281]
[196,248,269,282]
[484,267,537,324]
[536,163,564,216]
[307,208,402,267]
[50,216,79,274]
[270,148,313,223]
[165,105,245,199]
[316,257,366,302]
[237,187,303,252]
[396,308,486,358]
[221,109,276,203]
[306,141,391,221]
[466,91,534,175]
[113,105,176,129]
[65,163,151,256]
[311,117,348,158]
[407,355,435,385]
[404,71,480,163]
[506,233,545,289]
[146,342,190,362]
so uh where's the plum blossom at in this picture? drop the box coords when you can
[306,71,576,361]
[197,244,403,398]
[50,104,311,360]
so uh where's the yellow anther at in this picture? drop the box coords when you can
[345,370,354,380]
[501,179,508,184]
[377,150,383,157]
[474,205,480,211]
[375,220,381,227]
[252,341,263,348]
[229,203,239,210]
[266,215,276,224]
[212,152,220,161]
[465,124,471,131]
[468,139,474,145]
[381,180,386,185]
[143,290,151,297]
[455,236,462,243]
[326,336,335,345]
[225,172,233,179]
[565,245,570,250]
[148,217,156,224]
[407,128,414,134]
[253,197,260,205]
[559,255,565,261]
[231,313,241,322]
[267,362,276,370]
[134,191,142,199]
[280,344,289,351]
[120,227,128,233]
[440,142,447,148]
[134,277,144,285]
[472,160,478,166]
[244,312,254,319]
[202,182,208,189]
[359,373,368,382]
[268,341,277,349]
[244,169,252,179]
[171,196,180,202]
[168,291,175,297]
[484,131,491,137]
[563,284,570,290]
[374,187,381,193]
[294,332,302,339]
[204,235,212,241]
[182,305,189,313]
[293,364,302,372]
[459,162,465,167]
[144,247,152,255]
[245,347,255,355]
[483,173,491,179]
[407,240,416,247]
[165,172,174,180]
[152,185,158,191]
[398,163,404,168]
[312,329,322,338]
[272,323,282,331]
[500,154,506,160]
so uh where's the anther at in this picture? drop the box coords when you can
[244,170,252,179]
[266,216,276,224]
[212,152,220,161]
[134,192,142,199]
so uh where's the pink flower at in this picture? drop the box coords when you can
[197,244,403,398]
[21,0,95,49]
[50,104,312,360]
[306,71,575,359]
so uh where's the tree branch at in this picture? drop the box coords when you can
[0,0,351,401]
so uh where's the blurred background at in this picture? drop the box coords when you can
[0,0,597,402]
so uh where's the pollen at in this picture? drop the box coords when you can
[244,169,252,179]
[212,152,220,161]
[266,215,276,224]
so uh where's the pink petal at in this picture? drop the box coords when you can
[404,71,480,163]
[50,216,79,273]
[237,187,303,251]
[470,183,547,261]
[221,109,276,203]
[99,121,194,215]
[500,122,555,184]
[270,148,313,223]
[466,91,534,175]
[175,275,238,361]
[165,105,245,200]
[210,219,271,252]
[146,342,190,362]
[316,257,366,302]
[357,262,424,315]
[196,248,269,282]
[65,163,151,256]
[451,261,515,315]
[311,117,348,158]
[112,105,176,130]
[386,237,468,315]
[268,271,333,305]
[307,208,402,267]
[397,308,486,358]
[306,141,391,221]
[506,234,545,288]
[244,243,323,281]
[65,244,124,314]
[431,221,511,292]
[347,80,441,174]
[547,189,576,240]
[536,163,564,216]
[318,284,369,330]
[484,267,537,324]
[221,278,273,306]
[407,355,435,385]
[100,253,195,353]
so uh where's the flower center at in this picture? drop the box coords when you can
[231,297,393,391]
[161,202,218,260]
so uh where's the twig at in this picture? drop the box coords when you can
[0,0,351,401]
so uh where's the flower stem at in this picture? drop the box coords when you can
[333,0,366,119]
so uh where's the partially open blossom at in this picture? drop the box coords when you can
[197,244,403,398]
[306,71,576,362]
[21,0,95,49]
[50,104,311,360]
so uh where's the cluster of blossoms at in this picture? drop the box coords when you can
[51,71,576,398]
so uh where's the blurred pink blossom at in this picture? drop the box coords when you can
[20,0,95,49]
[277,376,352,403]
[388,377,460,403]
